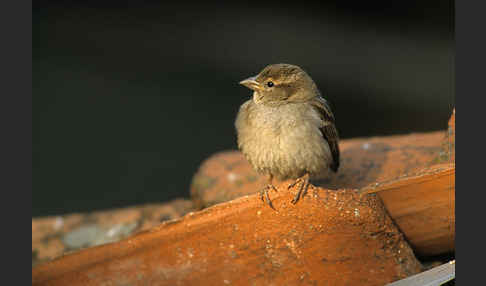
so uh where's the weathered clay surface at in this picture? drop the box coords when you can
[33,188,421,286]
[32,199,193,267]
[359,109,455,257]
[361,163,455,256]
[191,131,445,209]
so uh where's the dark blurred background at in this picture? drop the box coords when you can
[33,0,455,217]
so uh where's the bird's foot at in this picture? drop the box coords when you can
[260,184,278,210]
[288,174,310,204]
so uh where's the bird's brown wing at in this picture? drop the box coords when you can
[309,96,340,172]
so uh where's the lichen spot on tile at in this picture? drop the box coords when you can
[187,248,194,258]
[227,172,238,183]
[53,217,64,231]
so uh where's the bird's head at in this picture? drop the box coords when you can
[239,63,319,106]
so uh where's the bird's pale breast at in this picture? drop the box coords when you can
[235,99,333,180]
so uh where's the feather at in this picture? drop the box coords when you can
[310,96,340,172]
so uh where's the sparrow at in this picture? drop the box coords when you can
[235,63,340,209]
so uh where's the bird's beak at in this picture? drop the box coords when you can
[239,76,262,91]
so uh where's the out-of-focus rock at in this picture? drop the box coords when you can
[190,150,268,209]
[33,188,422,286]
[32,199,193,267]
[444,108,455,162]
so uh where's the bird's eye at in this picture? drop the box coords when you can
[267,81,274,87]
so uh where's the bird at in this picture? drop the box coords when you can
[235,63,340,209]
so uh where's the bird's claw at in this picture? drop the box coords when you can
[260,184,278,210]
[287,178,302,189]
[289,174,310,204]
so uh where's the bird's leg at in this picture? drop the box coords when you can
[289,173,310,204]
[260,174,278,210]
